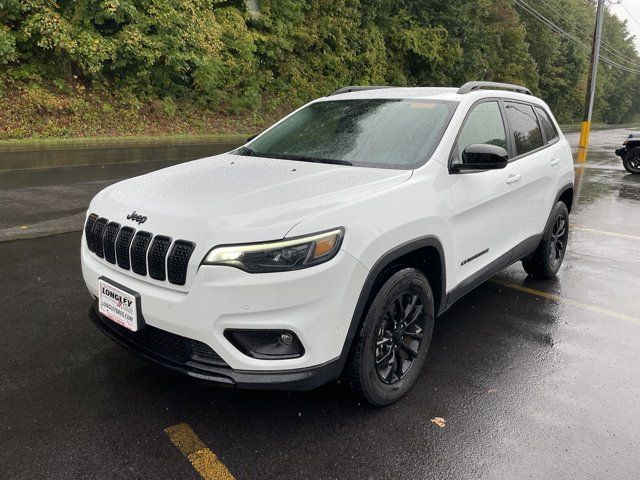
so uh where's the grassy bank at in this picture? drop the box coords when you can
[0,84,284,143]
[2,82,638,147]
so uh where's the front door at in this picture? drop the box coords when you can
[443,100,525,288]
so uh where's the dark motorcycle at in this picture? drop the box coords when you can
[615,133,640,174]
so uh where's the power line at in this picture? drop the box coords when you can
[514,0,640,73]
[524,0,638,67]
[555,0,639,65]
[620,2,640,29]
[537,0,639,67]
[513,0,640,74]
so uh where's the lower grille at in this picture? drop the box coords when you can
[96,311,227,368]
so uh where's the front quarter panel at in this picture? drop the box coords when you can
[286,160,454,292]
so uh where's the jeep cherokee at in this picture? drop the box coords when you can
[82,81,574,406]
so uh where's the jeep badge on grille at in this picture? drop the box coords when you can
[126,211,147,224]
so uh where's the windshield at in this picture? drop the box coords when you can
[237,99,457,170]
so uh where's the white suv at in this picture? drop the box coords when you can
[82,82,574,405]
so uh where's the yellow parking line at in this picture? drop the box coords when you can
[165,423,235,480]
[572,226,640,241]
[490,279,640,326]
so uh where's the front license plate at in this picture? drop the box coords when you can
[98,279,138,331]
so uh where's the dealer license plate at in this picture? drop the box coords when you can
[98,278,138,331]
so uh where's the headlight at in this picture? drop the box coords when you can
[203,228,344,273]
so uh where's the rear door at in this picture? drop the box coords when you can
[503,101,556,240]
[534,105,566,214]
[445,100,525,288]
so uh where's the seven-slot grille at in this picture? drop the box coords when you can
[84,213,195,286]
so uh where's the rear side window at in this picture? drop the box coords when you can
[454,101,507,163]
[534,106,559,143]
[504,102,544,156]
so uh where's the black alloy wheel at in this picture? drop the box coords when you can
[345,267,434,406]
[522,201,570,279]
[548,214,568,270]
[374,292,425,385]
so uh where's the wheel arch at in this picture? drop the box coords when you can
[556,182,574,213]
[337,236,446,369]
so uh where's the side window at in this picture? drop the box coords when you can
[504,102,544,156]
[455,101,507,163]
[534,106,559,143]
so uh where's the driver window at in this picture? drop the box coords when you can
[455,101,508,163]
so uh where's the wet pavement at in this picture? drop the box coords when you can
[0,140,240,239]
[1,129,639,479]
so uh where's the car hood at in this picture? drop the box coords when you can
[90,153,412,244]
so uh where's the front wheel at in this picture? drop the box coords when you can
[522,201,570,279]
[345,268,434,406]
[623,147,640,174]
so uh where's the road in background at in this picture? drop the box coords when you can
[0,140,240,239]
[0,128,639,479]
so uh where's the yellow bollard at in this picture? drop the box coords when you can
[576,120,591,164]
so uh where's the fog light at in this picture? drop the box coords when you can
[224,329,304,359]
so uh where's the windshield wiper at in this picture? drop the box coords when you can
[280,154,352,166]
[236,147,352,166]
[236,146,258,156]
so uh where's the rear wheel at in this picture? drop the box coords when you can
[623,147,640,174]
[345,268,434,406]
[522,201,569,279]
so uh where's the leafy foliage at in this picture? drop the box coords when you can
[1,0,639,132]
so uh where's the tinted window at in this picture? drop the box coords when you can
[504,102,544,155]
[243,99,457,170]
[534,106,559,143]
[455,101,507,163]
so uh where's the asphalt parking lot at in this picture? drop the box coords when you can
[1,130,639,479]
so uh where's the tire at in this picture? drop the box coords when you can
[345,268,435,406]
[623,147,640,174]
[522,201,569,279]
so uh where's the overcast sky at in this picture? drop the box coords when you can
[609,1,640,54]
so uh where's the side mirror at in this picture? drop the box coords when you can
[453,144,509,171]
[247,134,258,142]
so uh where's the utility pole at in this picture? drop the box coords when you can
[577,0,605,164]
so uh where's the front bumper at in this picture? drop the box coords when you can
[82,243,368,384]
[615,147,627,157]
[90,305,343,390]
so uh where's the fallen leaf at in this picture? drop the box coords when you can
[430,417,446,428]
[486,388,497,394]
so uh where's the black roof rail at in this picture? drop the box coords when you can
[328,85,395,96]
[458,81,532,96]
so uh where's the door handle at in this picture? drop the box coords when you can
[506,174,522,184]
[550,158,560,167]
